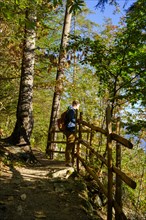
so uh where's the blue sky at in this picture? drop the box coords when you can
[85,0,137,25]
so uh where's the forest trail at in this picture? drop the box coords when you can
[0,146,102,220]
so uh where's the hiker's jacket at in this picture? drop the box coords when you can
[65,106,76,132]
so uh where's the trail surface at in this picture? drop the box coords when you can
[0,148,98,220]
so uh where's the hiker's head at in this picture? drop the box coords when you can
[72,100,80,110]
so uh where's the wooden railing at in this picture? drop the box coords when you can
[75,106,136,220]
[46,105,137,220]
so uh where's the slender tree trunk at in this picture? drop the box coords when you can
[9,9,36,146]
[46,3,72,155]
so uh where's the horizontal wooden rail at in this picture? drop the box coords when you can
[79,133,133,150]
[79,139,108,166]
[81,121,107,135]
[79,139,136,189]
[52,128,134,189]
[110,133,133,149]
[79,121,133,149]
[76,154,107,196]
[76,154,128,220]
[47,108,135,220]
[112,166,136,189]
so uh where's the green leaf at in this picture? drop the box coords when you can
[67,0,85,13]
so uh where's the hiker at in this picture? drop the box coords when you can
[65,100,80,167]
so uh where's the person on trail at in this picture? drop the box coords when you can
[65,100,80,167]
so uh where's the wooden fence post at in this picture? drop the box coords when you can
[46,130,55,159]
[106,105,113,220]
[76,112,82,172]
[89,129,94,164]
[86,130,90,161]
[115,117,122,220]
[72,109,78,165]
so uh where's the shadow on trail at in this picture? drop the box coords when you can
[0,148,98,220]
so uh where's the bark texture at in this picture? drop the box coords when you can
[10,9,36,145]
[46,3,72,154]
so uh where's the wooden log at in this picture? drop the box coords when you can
[115,118,122,220]
[76,154,108,197]
[78,139,136,189]
[79,139,108,167]
[81,120,107,135]
[76,155,128,220]
[86,130,90,161]
[76,112,83,172]
[89,130,94,163]
[112,166,136,189]
[79,138,136,189]
[106,105,113,220]
[110,133,133,149]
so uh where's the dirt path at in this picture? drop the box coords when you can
[0,148,100,220]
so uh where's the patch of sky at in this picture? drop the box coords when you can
[84,0,137,26]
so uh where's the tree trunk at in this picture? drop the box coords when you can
[46,2,72,155]
[9,9,36,146]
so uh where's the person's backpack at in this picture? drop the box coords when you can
[57,110,68,132]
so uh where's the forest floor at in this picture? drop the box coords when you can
[0,142,105,220]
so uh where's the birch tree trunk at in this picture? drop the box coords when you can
[46,2,72,155]
[9,9,36,146]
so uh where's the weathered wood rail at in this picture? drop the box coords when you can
[46,105,137,220]
[76,106,136,220]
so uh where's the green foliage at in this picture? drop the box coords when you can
[52,0,85,13]
[95,0,117,9]
[0,15,22,135]
[31,90,53,151]
[68,0,85,13]
[0,0,145,217]
[124,0,146,106]
[126,120,146,134]
[67,4,146,123]
[121,146,146,217]
[52,0,63,7]
[0,0,62,145]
